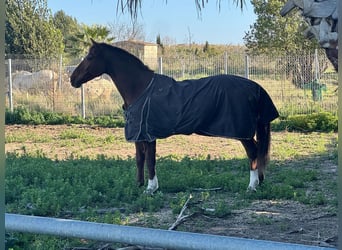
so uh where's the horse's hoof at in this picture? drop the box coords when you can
[144,188,157,195]
[247,186,257,192]
[247,182,259,192]
[144,183,158,195]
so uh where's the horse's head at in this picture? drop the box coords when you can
[70,39,107,88]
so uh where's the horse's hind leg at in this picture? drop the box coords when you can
[145,140,158,194]
[240,139,259,191]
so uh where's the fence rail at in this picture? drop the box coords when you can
[4,50,338,118]
[6,213,335,250]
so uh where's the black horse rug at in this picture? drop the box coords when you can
[124,74,279,142]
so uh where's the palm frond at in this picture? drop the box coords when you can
[116,0,246,19]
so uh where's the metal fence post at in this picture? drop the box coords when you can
[81,85,86,119]
[158,57,163,74]
[224,52,228,74]
[80,57,86,119]
[314,49,319,81]
[244,54,249,79]
[8,58,13,112]
[58,54,63,91]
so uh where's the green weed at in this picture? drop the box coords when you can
[251,214,274,225]
[5,130,337,249]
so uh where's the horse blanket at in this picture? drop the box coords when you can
[124,74,279,142]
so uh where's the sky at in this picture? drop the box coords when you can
[48,0,257,45]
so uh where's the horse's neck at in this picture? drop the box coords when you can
[108,67,154,107]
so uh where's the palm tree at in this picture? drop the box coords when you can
[68,24,115,58]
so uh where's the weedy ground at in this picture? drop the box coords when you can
[5,125,338,249]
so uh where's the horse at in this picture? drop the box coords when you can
[70,39,279,194]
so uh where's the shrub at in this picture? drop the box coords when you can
[272,112,337,132]
[5,107,125,128]
[6,107,337,132]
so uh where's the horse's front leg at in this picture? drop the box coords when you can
[145,140,158,194]
[135,142,145,187]
[240,139,259,191]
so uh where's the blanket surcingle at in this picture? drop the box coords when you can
[124,74,279,142]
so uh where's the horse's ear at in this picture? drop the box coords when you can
[88,38,100,58]
[90,38,98,46]
[90,38,100,46]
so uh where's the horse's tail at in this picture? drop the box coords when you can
[256,121,271,183]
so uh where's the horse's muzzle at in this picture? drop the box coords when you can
[70,79,82,88]
[70,73,82,88]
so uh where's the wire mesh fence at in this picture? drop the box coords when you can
[4,50,338,118]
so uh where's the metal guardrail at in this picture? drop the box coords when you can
[5,213,335,250]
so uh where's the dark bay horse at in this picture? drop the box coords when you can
[70,39,279,194]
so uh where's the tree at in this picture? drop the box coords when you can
[108,19,145,41]
[203,41,210,53]
[68,24,115,58]
[53,11,115,59]
[156,34,164,54]
[243,0,325,88]
[156,34,162,46]
[244,0,317,55]
[53,10,80,56]
[5,0,64,57]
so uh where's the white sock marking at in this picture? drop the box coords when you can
[248,169,259,191]
[145,175,159,194]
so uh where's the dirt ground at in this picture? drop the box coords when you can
[5,125,338,248]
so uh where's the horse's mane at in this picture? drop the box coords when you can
[100,42,153,72]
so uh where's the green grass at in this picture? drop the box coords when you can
[5,129,337,249]
[6,151,335,213]
[6,151,337,249]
